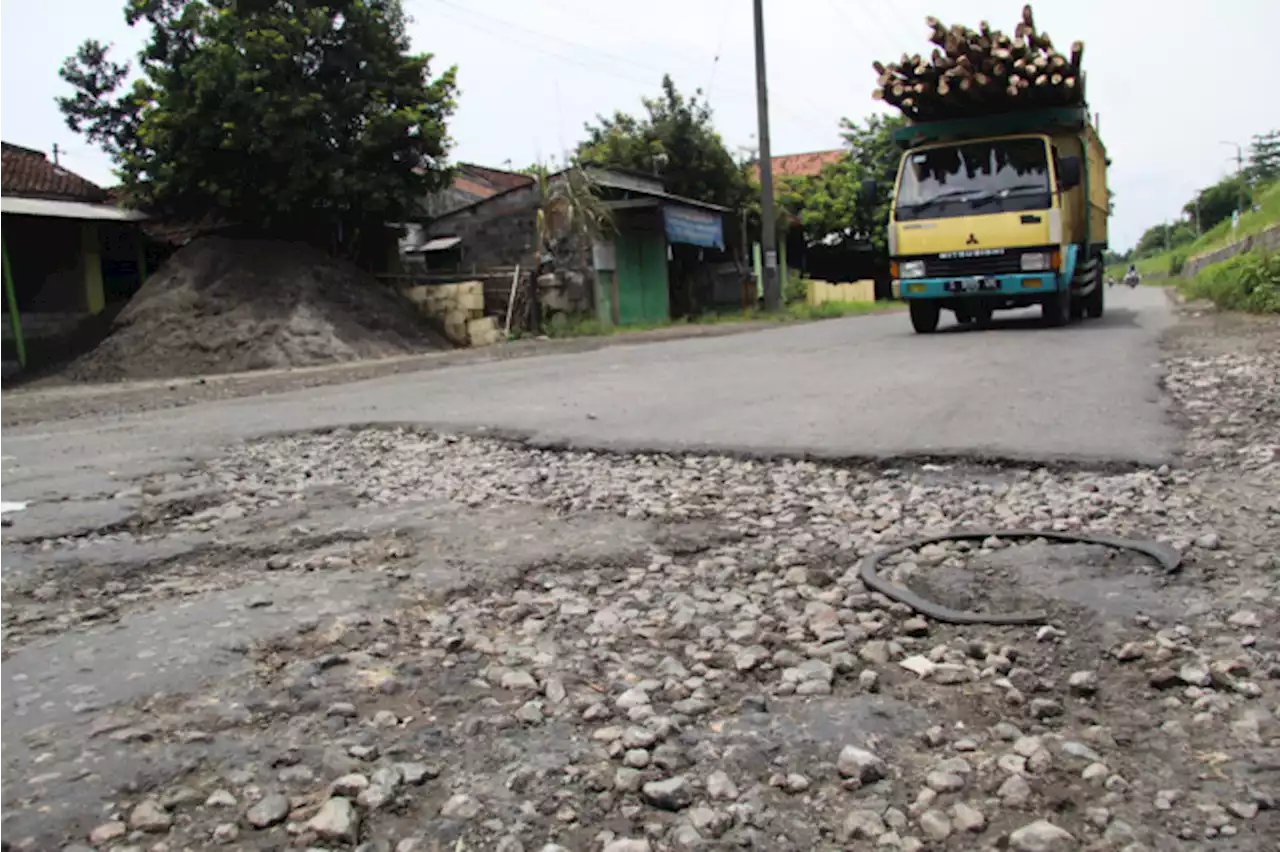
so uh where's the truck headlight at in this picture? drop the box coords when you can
[899,260,926,279]
[1021,252,1051,271]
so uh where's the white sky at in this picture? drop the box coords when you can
[3,0,1278,249]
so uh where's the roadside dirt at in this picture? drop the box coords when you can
[53,237,450,384]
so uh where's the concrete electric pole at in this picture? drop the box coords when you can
[1222,140,1246,221]
[752,0,780,311]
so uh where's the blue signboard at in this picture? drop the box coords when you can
[663,204,724,250]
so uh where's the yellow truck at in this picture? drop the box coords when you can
[878,106,1109,332]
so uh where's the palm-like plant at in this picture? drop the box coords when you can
[531,161,615,260]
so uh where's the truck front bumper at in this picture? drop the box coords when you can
[894,272,1065,300]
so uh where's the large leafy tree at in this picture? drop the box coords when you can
[1133,221,1195,259]
[58,0,457,253]
[775,113,906,252]
[577,75,748,210]
[1246,129,1280,185]
[1183,174,1250,234]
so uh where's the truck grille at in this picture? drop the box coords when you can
[898,246,1053,278]
[925,253,1024,277]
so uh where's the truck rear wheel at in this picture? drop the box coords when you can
[1084,280,1105,319]
[910,301,941,334]
[1041,289,1071,327]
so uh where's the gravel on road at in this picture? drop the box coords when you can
[0,308,1276,851]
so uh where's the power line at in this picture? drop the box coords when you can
[858,0,925,56]
[824,0,905,59]
[429,0,676,83]
[426,0,838,139]
[704,0,734,104]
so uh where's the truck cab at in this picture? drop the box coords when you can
[883,106,1109,332]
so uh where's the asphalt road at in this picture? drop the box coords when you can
[2,285,1177,507]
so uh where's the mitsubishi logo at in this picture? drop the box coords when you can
[966,233,979,245]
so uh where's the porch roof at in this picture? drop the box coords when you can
[1,196,148,222]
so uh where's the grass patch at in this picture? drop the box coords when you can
[539,300,903,339]
[784,300,904,319]
[1175,250,1280,313]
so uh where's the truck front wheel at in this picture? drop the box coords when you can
[1041,288,1071,327]
[910,301,941,334]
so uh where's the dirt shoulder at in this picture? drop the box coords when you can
[2,320,776,428]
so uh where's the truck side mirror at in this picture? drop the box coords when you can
[1057,156,1082,190]
[859,178,878,205]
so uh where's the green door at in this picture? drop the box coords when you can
[616,228,669,326]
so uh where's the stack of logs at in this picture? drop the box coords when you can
[873,5,1085,121]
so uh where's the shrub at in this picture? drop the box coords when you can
[1181,251,1280,313]
[1169,250,1186,277]
[783,271,810,305]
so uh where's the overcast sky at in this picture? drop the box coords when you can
[3,0,1278,249]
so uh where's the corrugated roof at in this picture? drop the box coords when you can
[750,149,846,182]
[2,142,109,202]
[0,196,148,221]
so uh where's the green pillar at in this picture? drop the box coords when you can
[2,234,26,368]
[752,242,763,300]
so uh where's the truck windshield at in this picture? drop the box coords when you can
[895,138,1052,221]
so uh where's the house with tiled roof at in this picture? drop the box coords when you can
[748,149,846,183]
[2,142,147,372]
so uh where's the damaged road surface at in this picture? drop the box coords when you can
[2,302,1278,851]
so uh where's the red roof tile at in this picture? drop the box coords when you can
[460,163,533,192]
[750,149,846,183]
[2,142,108,202]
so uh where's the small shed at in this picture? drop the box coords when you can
[2,143,147,372]
[416,165,733,328]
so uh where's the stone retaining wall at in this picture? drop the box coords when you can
[1183,223,1280,278]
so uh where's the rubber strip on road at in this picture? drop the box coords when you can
[858,529,1182,625]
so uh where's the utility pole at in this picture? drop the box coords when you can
[52,143,60,166]
[1222,140,1246,220]
[752,0,780,311]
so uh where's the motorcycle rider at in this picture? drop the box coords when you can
[1123,264,1140,288]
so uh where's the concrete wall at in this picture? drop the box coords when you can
[1183,223,1280,279]
[405,281,501,346]
[808,279,876,305]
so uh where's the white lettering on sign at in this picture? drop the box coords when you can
[764,250,778,268]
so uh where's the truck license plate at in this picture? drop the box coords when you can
[945,277,999,293]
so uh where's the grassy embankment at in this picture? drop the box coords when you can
[1106,181,1280,282]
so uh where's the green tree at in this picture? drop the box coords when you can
[1133,221,1194,259]
[774,114,906,252]
[1246,129,1280,185]
[1183,175,1250,233]
[58,0,458,255]
[776,161,861,246]
[577,75,748,210]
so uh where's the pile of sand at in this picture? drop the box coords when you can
[66,237,448,382]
